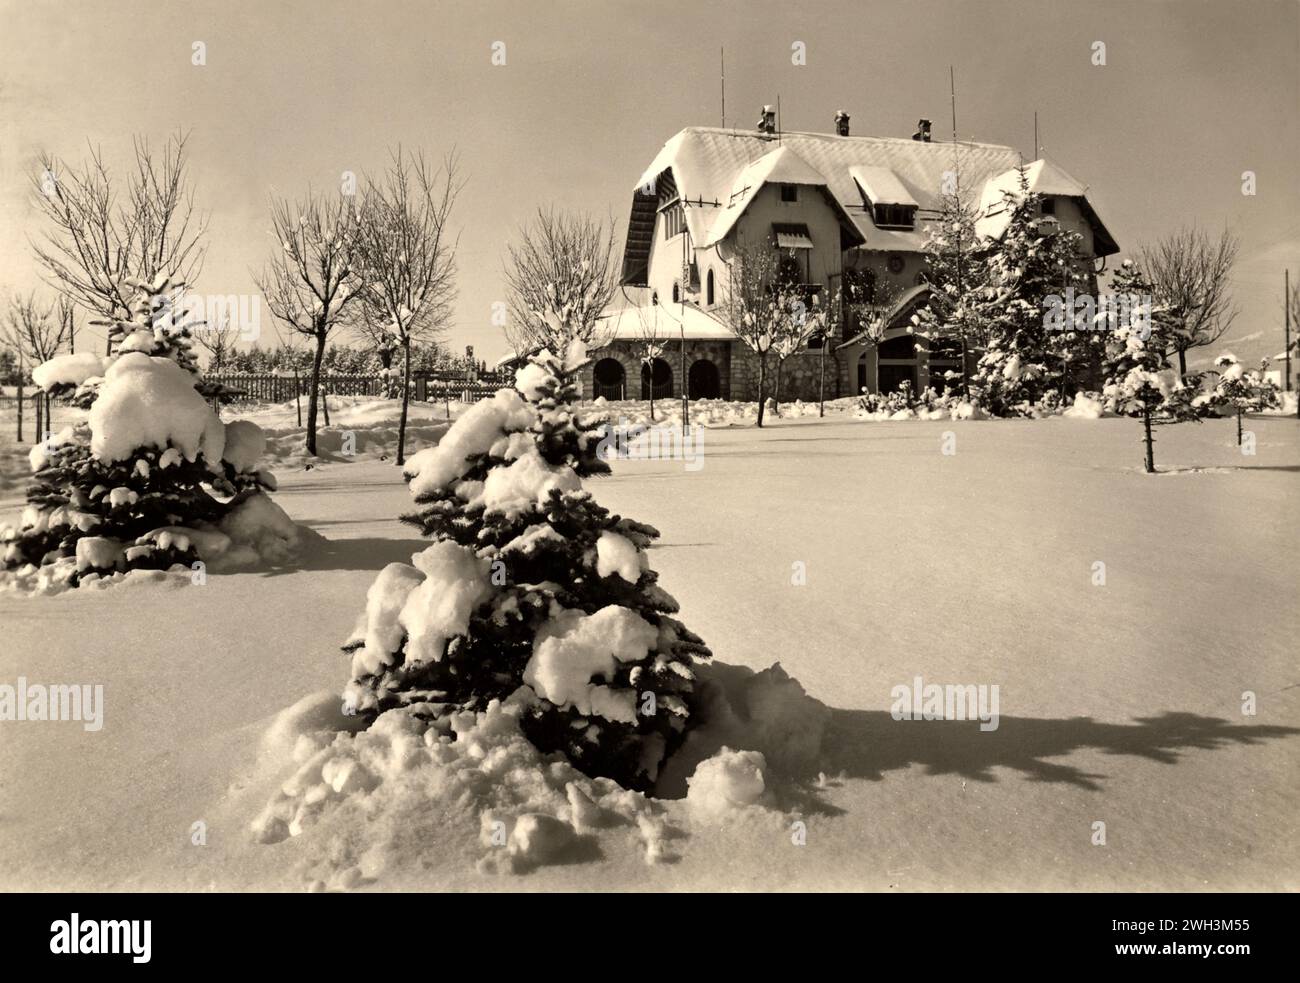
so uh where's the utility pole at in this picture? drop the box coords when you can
[1285,268,1291,394]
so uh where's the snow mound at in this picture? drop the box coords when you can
[32,353,107,391]
[222,420,267,473]
[250,694,677,884]
[685,747,770,818]
[88,353,225,464]
[656,662,831,797]
[215,492,312,568]
[1063,392,1105,419]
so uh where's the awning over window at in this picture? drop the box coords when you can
[773,223,813,250]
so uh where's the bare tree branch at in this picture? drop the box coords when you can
[351,148,463,464]
[502,207,618,354]
[28,132,208,349]
[253,189,359,454]
[1139,227,1239,375]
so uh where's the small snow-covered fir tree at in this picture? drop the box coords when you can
[971,170,1094,415]
[1,277,280,589]
[1099,262,1202,472]
[342,344,710,791]
[1210,353,1280,445]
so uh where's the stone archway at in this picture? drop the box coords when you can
[688,359,721,399]
[877,335,922,395]
[593,357,626,400]
[640,357,673,400]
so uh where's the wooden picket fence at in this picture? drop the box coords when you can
[203,373,512,404]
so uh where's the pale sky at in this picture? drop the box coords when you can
[1,0,1297,365]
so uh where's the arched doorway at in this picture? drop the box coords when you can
[877,335,922,395]
[641,357,673,400]
[688,359,720,399]
[593,357,626,400]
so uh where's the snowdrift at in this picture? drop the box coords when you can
[250,660,831,886]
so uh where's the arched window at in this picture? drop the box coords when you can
[706,269,715,307]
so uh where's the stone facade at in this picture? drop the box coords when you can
[582,338,847,403]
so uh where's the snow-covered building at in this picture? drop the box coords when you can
[584,112,1119,402]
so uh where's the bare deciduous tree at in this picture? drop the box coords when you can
[4,292,72,366]
[619,286,666,419]
[195,313,240,373]
[255,191,359,455]
[1139,227,1239,376]
[503,208,618,357]
[4,292,74,426]
[352,149,462,466]
[720,239,806,428]
[29,132,207,350]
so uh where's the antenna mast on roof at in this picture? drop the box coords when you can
[777,95,782,143]
[949,66,958,143]
[1034,110,1039,159]
[720,47,726,128]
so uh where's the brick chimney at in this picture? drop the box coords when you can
[757,105,776,135]
[911,118,932,142]
[834,110,850,136]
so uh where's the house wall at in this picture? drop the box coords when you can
[732,184,845,287]
[1046,196,1095,257]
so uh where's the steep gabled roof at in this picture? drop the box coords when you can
[703,145,863,248]
[975,158,1118,254]
[622,127,1119,284]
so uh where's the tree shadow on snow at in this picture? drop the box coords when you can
[262,534,425,575]
[822,709,1300,792]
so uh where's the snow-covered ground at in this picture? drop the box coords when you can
[1,409,1296,891]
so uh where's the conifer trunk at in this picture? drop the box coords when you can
[1143,405,1156,474]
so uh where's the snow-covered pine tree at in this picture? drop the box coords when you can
[342,344,711,792]
[1099,261,1202,472]
[0,277,278,589]
[971,169,1093,415]
[911,156,993,396]
[1210,353,1281,445]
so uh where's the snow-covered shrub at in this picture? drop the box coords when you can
[1,277,285,589]
[1209,353,1280,444]
[341,344,711,792]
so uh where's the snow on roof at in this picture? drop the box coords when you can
[633,127,1022,250]
[705,146,831,245]
[849,165,919,208]
[624,127,1118,276]
[975,158,1117,254]
[597,303,737,342]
